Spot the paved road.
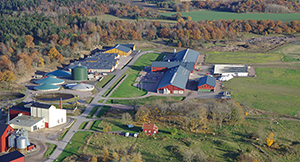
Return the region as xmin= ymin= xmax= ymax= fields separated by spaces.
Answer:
xmin=46 ymin=49 xmax=165 ymax=162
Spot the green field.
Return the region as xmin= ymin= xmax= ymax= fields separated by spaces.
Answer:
xmin=89 ymin=14 xmax=176 ymax=23
xmin=270 ymin=43 xmax=300 ymax=62
xmin=86 ymin=106 xmax=100 ymax=118
xmin=60 ymin=118 xmax=300 ymax=162
xmin=44 ymin=143 xmax=57 ymax=158
xmin=110 ymin=53 xmax=165 ymax=98
xmin=96 ymin=75 xmax=116 ymax=88
xmin=205 ymin=51 xmax=283 ymax=64
xmin=79 ymin=121 xmax=89 ymax=129
xmin=90 ymin=119 xmax=128 ymax=132
xmin=225 ymin=68 xmax=300 ymax=116
xmin=96 ymin=105 xmax=111 ymax=118
xmin=57 ymin=131 xmax=92 ymax=161
xmin=106 ymin=96 xmax=185 ymax=105
xmin=102 ymin=74 xmax=126 ymax=97
xmin=161 ymin=10 xmax=300 ymax=22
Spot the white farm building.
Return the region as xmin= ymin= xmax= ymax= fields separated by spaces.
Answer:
xmin=214 ymin=64 xmax=249 ymax=77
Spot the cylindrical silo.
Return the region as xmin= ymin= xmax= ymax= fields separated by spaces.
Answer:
xmin=16 ymin=136 xmax=27 ymax=150
xmin=71 ymin=66 xmax=87 ymax=80
xmin=8 ymin=134 xmax=16 ymax=148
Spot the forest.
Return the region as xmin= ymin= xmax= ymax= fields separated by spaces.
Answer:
xmin=1 ymin=0 xmax=300 ymax=84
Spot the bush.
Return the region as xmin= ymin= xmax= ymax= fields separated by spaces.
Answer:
xmin=170 ymin=128 xmax=178 ymax=136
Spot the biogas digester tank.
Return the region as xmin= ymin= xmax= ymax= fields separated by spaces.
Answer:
xmin=71 ymin=65 xmax=87 ymax=80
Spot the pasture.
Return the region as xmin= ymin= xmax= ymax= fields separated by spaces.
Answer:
xmin=270 ymin=43 xmax=300 ymax=62
xmin=225 ymin=68 xmax=300 ymax=116
xmin=161 ymin=10 xmax=300 ymax=22
xmin=58 ymin=117 xmax=300 ymax=162
xmin=205 ymin=51 xmax=282 ymax=64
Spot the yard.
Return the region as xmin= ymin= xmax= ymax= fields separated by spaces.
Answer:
xmin=225 ymin=68 xmax=300 ymax=116
xmin=58 ymin=117 xmax=300 ymax=162
xmin=205 ymin=51 xmax=282 ymax=64
xmin=109 ymin=53 xmax=165 ymax=98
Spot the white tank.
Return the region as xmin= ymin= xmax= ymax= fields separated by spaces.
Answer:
xmin=8 ymin=134 xmax=16 ymax=148
xmin=16 ymin=136 xmax=27 ymax=149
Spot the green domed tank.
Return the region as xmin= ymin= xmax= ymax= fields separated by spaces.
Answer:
xmin=71 ymin=65 xmax=87 ymax=80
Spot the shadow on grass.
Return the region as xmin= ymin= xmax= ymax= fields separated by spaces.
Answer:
xmin=216 ymin=147 xmax=240 ymax=162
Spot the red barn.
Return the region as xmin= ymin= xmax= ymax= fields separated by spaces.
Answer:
xmin=157 ymin=66 xmax=190 ymax=94
xmin=198 ymin=75 xmax=216 ymax=92
xmin=142 ymin=122 xmax=158 ymax=135
xmin=0 ymin=150 xmax=25 ymax=162
xmin=0 ymin=123 xmax=14 ymax=152
xmin=9 ymin=106 xmax=30 ymax=120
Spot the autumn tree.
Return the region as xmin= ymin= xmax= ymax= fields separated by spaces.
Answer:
xmin=48 ymin=46 xmax=64 ymax=62
xmin=38 ymin=57 xmax=45 ymax=68
xmin=147 ymin=30 xmax=155 ymax=39
xmin=122 ymin=113 xmax=133 ymax=125
xmin=244 ymin=23 xmax=252 ymax=32
xmin=102 ymin=147 xmax=109 ymax=162
xmin=135 ymin=106 xmax=150 ymax=121
xmin=0 ymin=55 xmax=15 ymax=71
xmin=25 ymin=35 xmax=35 ymax=48
xmin=91 ymin=156 xmax=97 ymax=162
xmin=266 ymin=132 xmax=275 ymax=147
xmin=2 ymin=70 xmax=16 ymax=83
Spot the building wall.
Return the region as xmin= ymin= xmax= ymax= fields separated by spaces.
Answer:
xmin=9 ymin=110 xmax=30 ymax=120
xmin=105 ymin=49 xmax=131 ymax=56
xmin=157 ymin=85 xmax=185 ymax=94
xmin=10 ymin=119 xmax=44 ymax=132
xmin=0 ymin=125 xmax=14 ymax=152
xmin=48 ymin=108 xmax=66 ymax=128
xmin=10 ymin=156 xmax=25 ymax=162
xmin=143 ymin=129 xmax=157 ymax=135
xmin=31 ymin=106 xmax=50 ymax=123
xmin=151 ymin=67 xmax=168 ymax=72
xmin=198 ymin=84 xmax=215 ymax=91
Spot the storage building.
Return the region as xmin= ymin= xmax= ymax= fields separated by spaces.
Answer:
xmin=33 ymin=83 xmax=60 ymax=91
xmin=142 ymin=122 xmax=158 ymax=135
xmin=8 ymin=114 xmax=45 ymax=132
xmin=157 ymin=66 xmax=190 ymax=94
xmin=214 ymin=64 xmax=248 ymax=76
xmin=0 ymin=150 xmax=24 ymax=162
xmin=173 ymin=48 xmax=199 ymax=64
xmin=0 ymin=123 xmax=14 ymax=152
xmin=35 ymin=77 xmax=65 ymax=85
xmin=198 ymin=75 xmax=216 ymax=92
xmin=120 ymin=44 xmax=136 ymax=50
xmin=104 ymin=44 xmax=132 ymax=57
xmin=45 ymin=70 xmax=71 ymax=78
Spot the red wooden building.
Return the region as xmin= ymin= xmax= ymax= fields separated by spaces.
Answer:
xmin=197 ymin=75 xmax=216 ymax=92
xmin=0 ymin=123 xmax=14 ymax=152
xmin=142 ymin=122 xmax=158 ymax=135
xmin=0 ymin=150 xmax=25 ymax=162
xmin=9 ymin=106 xmax=30 ymax=120
xmin=157 ymin=66 xmax=190 ymax=94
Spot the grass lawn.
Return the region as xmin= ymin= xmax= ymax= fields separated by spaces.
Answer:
xmin=44 ymin=143 xmax=57 ymax=158
xmin=96 ymin=105 xmax=111 ymax=118
xmin=98 ymin=99 xmax=104 ymax=103
xmin=225 ymin=68 xmax=300 ymax=116
xmin=102 ymin=74 xmax=126 ymax=97
xmin=79 ymin=121 xmax=89 ymax=129
xmin=205 ymin=51 xmax=283 ymax=64
xmin=160 ymin=10 xmax=300 ymax=22
xmin=66 ymin=118 xmax=300 ymax=162
xmin=270 ymin=43 xmax=300 ymax=62
xmin=86 ymin=106 xmax=100 ymax=118
xmin=90 ymin=119 xmax=130 ymax=132
xmin=110 ymin=53 xmax=165 ymax=98
xmin=96 ymin=75 xmax=116 ymax=88
xmin=57 ymin=131 xmax=92 ymax=162
xmin=106 ymin=96 xmax=186 ymax=105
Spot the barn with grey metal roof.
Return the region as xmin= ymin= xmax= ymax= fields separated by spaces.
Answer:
xmin=173 ymin=48 xmax=199 ymax=64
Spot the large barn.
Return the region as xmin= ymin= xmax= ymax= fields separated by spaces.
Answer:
xmin=0 ymin=123 xmax=14 ymax=152
xmin=9 ymin=102 xmax=66 ymax=131
xmin=104 ymin=44 xmax=132 ymax=57
xmin=198 ymin=75 xmax=216 ymax=92
xmin=157 ymin=66 xmax=190 ymax=94
xmin=68 ymin=52 xmax=119 ymax=73
xmin=153 ymin=48 xmax=200 ymax=94
xmin=214 ymin=64 xmax=248 ymax=76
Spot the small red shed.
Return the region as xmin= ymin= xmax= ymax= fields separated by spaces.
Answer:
xmin=0 ymin=123 xmax=14 ymax=152
xmin=142 ymin=122 xmax=158 ymax=135
xmin=198 ymin=75 xmax=216 ymax=92
xmin=0 ymin=150 xmax=25 ymax=162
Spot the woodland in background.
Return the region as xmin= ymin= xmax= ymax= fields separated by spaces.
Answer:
xmin=1 ymin=0 xmax=300 ymax=84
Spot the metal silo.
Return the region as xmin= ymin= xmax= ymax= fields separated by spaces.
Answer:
xmin=16 ymin=136 xmax=27 ymax=150
xmin=71 ymin=65 xmax=87 ymax=80
xmin=8 ymin=134 xmax=16 ymax=148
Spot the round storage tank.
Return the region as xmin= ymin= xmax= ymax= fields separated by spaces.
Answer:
xmin=8 ymin=134 xmax=16 ymax=148
xmin=16 ymin=136 xmax=27 ymax=149
xmin=71 ymin=66 xmax=87 ymax=80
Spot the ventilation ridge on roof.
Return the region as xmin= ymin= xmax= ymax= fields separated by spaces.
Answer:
xmin=182 ymin=49 xmax=189 ymax=61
